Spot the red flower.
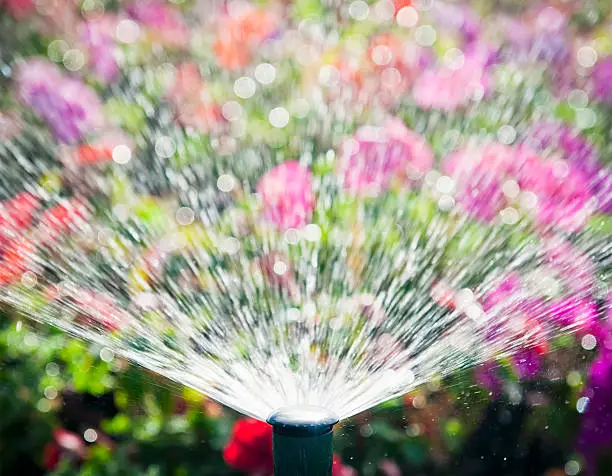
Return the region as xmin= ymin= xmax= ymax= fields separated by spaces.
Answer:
xmin=223 ymin=418 xmax=273 ymax=474
xmin=0 ymin=192 xmax=39 ymax=238
xmin=1 ymin=0 xmax=35 ymax=19
xmin=43 ymin=442 xmax=60 ymax=471
xmin=38 ymin=199 xmax=89 ymax=243
xmin=0 ymin=237 xmax=34 ymax=285
xmin=43 ymin=428 xmax=86 ymax=471
xmin=73 ymin=144 xmax=114 ymax=165
xmin=223 ymin=418 xmax=355 ymax=476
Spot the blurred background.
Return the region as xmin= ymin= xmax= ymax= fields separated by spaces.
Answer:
xmin=1 ymin=0 xmax=612 ymax=474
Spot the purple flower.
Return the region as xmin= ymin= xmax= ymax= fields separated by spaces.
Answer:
xmin=412 ymin=56 xmax=489 ymax=112
xmin=512 ymin=347 xmax=542 ymax=380
xmin=525 ymin=123 xmax=611 ymax=214
xmin=578 ymin=345 xmax=612 ymax=474
xmin=591 ymin=56 xmax=612 ymax=104
xmin=15 ymin=59 xmax=105 ymax=143
xmin=474 ymin=362 xmax=503 ymax=398
xmin=80 ymin=16 xmax=120 ymax=84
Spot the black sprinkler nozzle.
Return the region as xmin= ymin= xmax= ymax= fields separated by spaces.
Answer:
xmin=267 ymin=405 xmax=339 ymax=476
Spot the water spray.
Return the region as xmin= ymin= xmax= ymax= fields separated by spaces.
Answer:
xmin=268 ymin=405 xmax=339 ymax=476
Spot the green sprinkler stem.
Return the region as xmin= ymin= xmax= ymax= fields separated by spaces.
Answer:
xmin=267 ymin=405 xmax=339 ymax=476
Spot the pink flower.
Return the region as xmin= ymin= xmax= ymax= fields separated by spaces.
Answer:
xmin=15 ymin=59 xmax=105 ymax=143
xmin=214 ymin=7 xmax=277 ymax=70
xmin=0 ymin=111 xmax=23 ymax=140
xmin=378 ymin=459 xmax=402 ymax=476
xmin=257 ymin=161 xmax=315 ymax=230
xmin=339 ymin=118 xmax=433 ymax=195
xmin=444 ymin=142 xmax=593 ymax=228
xmin=515 ymin=156 xmax=593 ymax=232
xmin=80 ymin=15 xmax=120 ymax=84
xmin=1 ymin=0 xmax=35 ymax=19
xmin=413 ymin=57 xmax=488 ymax=111
xmin=167 ymin=63 xmax=223 ymax=133
xmin=126 ymin=0 xmax=189 ymax=48
xmin=332 ymin=455 xmax=357 ymax=476
xmin=544 ymin=239 xmax=595 ymax=296
xmin=442 ymin=143 xmax=525 ymax=220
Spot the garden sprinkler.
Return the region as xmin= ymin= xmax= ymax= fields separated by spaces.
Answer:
xmin=267 ymin=405 xmax=339 ymax=476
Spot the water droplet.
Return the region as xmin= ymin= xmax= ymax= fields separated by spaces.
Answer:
xmin=116 ymin=19 xmax=141 ymax=44
xmin=176 ymin=207 xmax=195 ymax=226
xmin=372 ymin=45 xmax=393 ymax=66
xmin=84 ymin=428 xmax=98 ymax=442
xmin=436 ymin=176 xmax=455 ymax=194
xmin=577 ymin=46 xmax=597 ymax=68
xmin=415 ymin=25 xmax=437 ymax=46
xmin=48 ymin=40 xmax=68 ymax=62
xmin=575 ymin=108 xmax=597 ymax=130
xmin=273 ymin=260 xmax=288 ymax=276
xmin=222 ymin=101 xmax=243 ymax=122
xmin=37 ymin=398 xmax=52 ymax=413
xmin=112 ymin=145 xmax=132 ymax=164
xmin=254 ymin=63 xmax=276 ymax=85
xmin=269 ymin=107 xmax=290 ymax=128
xmin=581 ymin=334 xmax=597 ymax=350
xmin=46 ymin=362 xmax=60 ymax=376
xmin=497 ymin=125 xmax=517 ymax=145
xmin=444 ymin=48 xmax=465 ymax=70
xmin=100 ymin=347 xmax=114 ymax=362
xmin=21 ymin=271 xmax=37 ymax=288
xmin=500 ymin=207 xmax=519 ymax=225
xmin=374 ymin=1 xmax=394 ymax=22
xmin=438 ymin=195 xmax=455 ymax=211
xmin=502 ymin=180 xmax=520 ymax=199
xmin=396 ymin=6 xmax=418 ymax=28
xmin=564 ymin=460 xmax=580 ymax=475
xmin=349 ymin=0 xmax=370 ymax=21
xmin=568 ymin=89 xmax=588 ymax=109
xmin=567 ymin=371 xmax=582 ymax=387
xmin=303 ymin=224 xmax=322 ymax=242
xmin=220 ymin=237 xmax=240 ymax=254
xmin=217 ymin=174 xmax=236 ymax=192
xmin=155 ymin=137 xmax=176 ymax=158
xmin=63 ymin=49 xmax=85 ymax=71
xmin=576 ymin=396 xmax=590 ymax=413
xmin=234 ymin=77 xmax=256 ymax=99
xmin=44 ymin=386 xmax=58 ymax=399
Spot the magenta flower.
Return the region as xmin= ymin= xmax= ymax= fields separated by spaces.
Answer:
xmin=444 ymin=141 xmax=594 ymax=228
xmin=339 ymin=118 xmax=434 ymax=195
xmin=257 ymin=161 xmax=315 ymax=230
xmin=526 ymin=122 xmax=611 ymax=214
xmin=442 ymin=143 xmax=524 ymax=221
xmin=15 ymin=59 xmax=105 ymax=143
xmin=412 ymin=57 xmax=488 ymax=111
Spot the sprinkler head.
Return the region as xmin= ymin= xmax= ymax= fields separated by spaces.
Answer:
xmin=267 ymin=405 xmax=339 ymax=476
